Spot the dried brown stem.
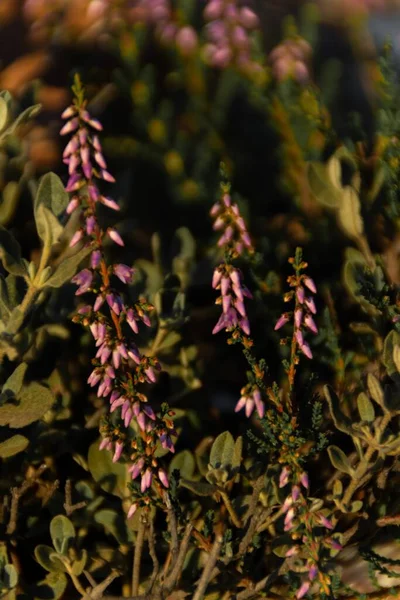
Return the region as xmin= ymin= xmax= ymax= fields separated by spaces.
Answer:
xmin=64 ymin=479 xmax=87 ymax=516
xmin=132 ymin=516 xmax=147 ymax=595
xmin=163 ymin=522 xmax=193 ymax=592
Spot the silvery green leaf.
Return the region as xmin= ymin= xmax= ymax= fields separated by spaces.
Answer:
xmin=324 ymin=385 xmax=352 ymax=435
xmin=34 ymin=545 xmax=67 ymax=573
xmin=0 ymin=226 xmax=27 ymax=276
xmin=169 ymin=450 xmax=196 ymax=479
xmin=209 ymin=431 xmax=235 ymax=469
xmin=383 ymin=330 xmax=400 ymax=377
xmin=35 ymin=203 xmax=63 ymax=247
xmin=0 ymin=382 xmax=54 ymax=428
xmin=50 ymin=515 xmax=75 ymax=556
xmin=0 ymin=181 xmax=20 ymax=226
xmin=0 ymin=96 xmax=9 ymax=132
xmin=3 ymin=563 xmax=18 ymax=589
xmin=308 ymin=162 xmax=342 ymax=208
xmin=35 ymin=173 xmax=69 ymax=217
xmin=45 ymin=246 xmax=91 ymax=288
xmin=327 ymin=445 xmax=354 ymax=477
xmin=367 ymin=374 xmax=384 ymax=408
xmin=357 ymin=392 xmax=375 ymax=422
xmin=337 ymin=186 xmax=363 ymax=241
xmin=0 ymin=434 xmax=29 ymax=458
xmin=3 ymin=362 xmax=28 ymax=394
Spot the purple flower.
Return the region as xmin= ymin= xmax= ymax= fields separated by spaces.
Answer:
xmin=300 ymin=342 xmax=313 ymax=360
xmin=100 ymin=196 xmax=120 ymax=211
xmin=72 ymin=269 xmax=93 ymax=295
xmin=296 ymin=286 xmax=305 ymax=304
xmin=300 ymin=471 xmax=309 ymax=489
xmin=304 ymin=277 xmax=317 ymax=294
xmin=318 ymin=514 xmax=334 ymax=530
xmin=141 ymin=468 xmax=153 ymax=492
xmin=91 ymin=250 xmax=101 ymax=269
xmin=114 ymin=264 xmax=135 ymax=284
xmin=66 ymin=196 xmax=80 ymax=214
xmin=127 ymin=503 xmax=138 ymax=519
xmin=60 ymin=118 xmax=79 ymax=135
xmin=304 ymin=314 xmax=318 ymax=334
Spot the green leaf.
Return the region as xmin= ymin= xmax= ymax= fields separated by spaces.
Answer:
xmin=0 ymin=97 xmax=9 ymax=132
xmin=35 ymin=203 xmax=63 ymax=248
xmin=0 ymin=434 xmax=29 ymax=458
xmin=232 ymin=436 xmax=243 ymax=470
xmin=169 ymin=450 xmax=196 ymax=479
xmin=327 ymin=445 xmax=354 ymax=477
xmin=367 ymin=374 xmax=384 ymax=408
xmin=383 ymin=330 xmax=400 ymax=377
xmin=324 ymin=385 xmax=352 ymax=435
xmin=333 ymin=479 xmax=343 ymax=497
xmin=70 ymin=550 xmax=87 ymax=576
xmin=50 ymin=515 xmax=75 ymax=555
xmin=209 ymin=431 xmax=235 ymax=469
xmin=308 ymin=162 xmax=342 ymax=208
xmin=3 ymin=362 xmax=28 ymax=394
xmin=94 ymin=509 xmax=133 ymax=545
xmin=0 ymin=181 xmax=20 ymax=227
xmin=34 ymin=545 xmax=67 ymax=573
xmin=35 ymin=173 xmax=69 ymax=217
xmin=336 ymin=186 xmax=363 ymax=241
xmin=87 ymin=439 xmax=128 ymax=499
xmin=45 ymin=246 xmax=91 ymax=288
xmin=357 ymin=392 xmax=375 ymax=422
xmin=180 ymin=479 xmax=218 ymax=496
xmin=349 ymin=500 xmax=363 ymax=513
xmin=0 ymin=382 xmax=54 ymax=428
xmin=33 ymin=571 xmax=67 ymax=600
xmin=3 ymin=563 xmax=18 ymax=589
xmin=9 ymin=104 xmax=41 ymax=134
xmin=0 ymin=226 xmax=27 ymax=276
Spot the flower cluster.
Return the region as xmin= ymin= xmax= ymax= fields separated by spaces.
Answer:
xmin=269 ymin=37 xmax=312 ymax=85
xmin=234 ymin=383 xmax=264 ymax=418
xmin=203 ymin=0 xmax=261 ymax=74
xmin=275 ymin=253 xmax=317 ymax=360
xmin=62 ymin=77 xmax=175 ymax=515
xmin=210 ymin=186 xmax=253 ymax=337
xmin=279 ymin=467 xmax=339 ymax=599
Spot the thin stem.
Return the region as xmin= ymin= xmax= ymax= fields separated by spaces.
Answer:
xmin=146 ymin=518 xmax=159 ymax=593
xmin=132 ymin=516 xmax=146 ymax=595
xmin=192 ymin=536 xmax=223 ymax=600
xmin=220 ymin=491 xmax=242 ymax=528
xmin=163 ymin=522 xmax=193 ymax=592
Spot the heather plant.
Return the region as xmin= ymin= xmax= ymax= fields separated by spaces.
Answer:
xmin=3 ymin=3 xmax=400 ymax=600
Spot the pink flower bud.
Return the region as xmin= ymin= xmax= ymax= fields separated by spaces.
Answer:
xmin=127 ymin=503 xmax=138 ymax=518
xmin=239 ymin=7 xmax=259 ymax=29
xmin=69 ymin=229 xmax=83 ymax=247
xmin=60 ymin=118 xmax=79 ymax=135
xmin=158 ymin=468 xmax=169 ymax=488
xmin=112 ymin=441 xmax=124 ymax=463
xmin=108 ymin=228 xmax=125 ymax=246
xmin=275 ymin=313 xmax=289 ymax=331
xmin=176 ymin=26 xmax=198 ymax=55
xmin=296 ymin=581 xmax=311 ymax=599
xmin=304 ymin=314 xmax=318 ymax=334
xmin=304 ymin=277 xmax=316 ymax=293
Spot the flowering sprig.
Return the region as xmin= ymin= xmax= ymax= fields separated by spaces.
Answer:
xmin=279 ymin=467 xmax=338 ymax=599
xmin=203 ymin=0 xmax=261 ymax=74
xmin=275 ymin=248 xmax=317 ymax=411
xmin=62 ymin=76 xmax=175 ymax=516
xmin=210 ymin=167 xmax=266 ymax=419
xmin=269 ymin=37 xmax=312 ymax=84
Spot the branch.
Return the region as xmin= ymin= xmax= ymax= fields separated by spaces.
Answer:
xmin=132 ymin=515 xmax=147 ymax=595
xmin=163 ymin=522 xmax=193 ymax=592
xmin=192 ymin=535 xmax=223 ymax=600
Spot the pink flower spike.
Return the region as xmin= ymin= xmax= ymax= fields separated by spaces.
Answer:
xmin=275 ymin=313 xmax=289 ymax=331
xmin=304 ymin=277 xmax=317 ymax=294
xmin=296 ymin=581 xmax=311 ymax=599
xmin=108 ymin=228 xmax=125 ymax=246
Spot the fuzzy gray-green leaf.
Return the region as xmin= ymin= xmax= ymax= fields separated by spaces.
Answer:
xmin=45 ymin=246 xmax=91 ymax=288
xmin=357 ymin=392 xmax=375 ymax=422
xmin=327 ymin=445 xmax=354 ymax=477
xmin=0 ymin=226 xmax=27 ymax=276
xmin=324 ymin=385 xmax=353 ymax=435
xmin=209 ymin=431 xmax=235 ymax=469
xmin=0 ymin=382 xmax=54 ymax=428
xmin=50 ymin=515 xmax=75 ymax=555
xmin=0 ymin=434 xmax=29 ymax=458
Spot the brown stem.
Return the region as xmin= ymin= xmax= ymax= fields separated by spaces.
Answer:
xmin=192 ymin=536 xmax=223 ymax=600
xmin=132 ymin=515 xmax=147 ymax=595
